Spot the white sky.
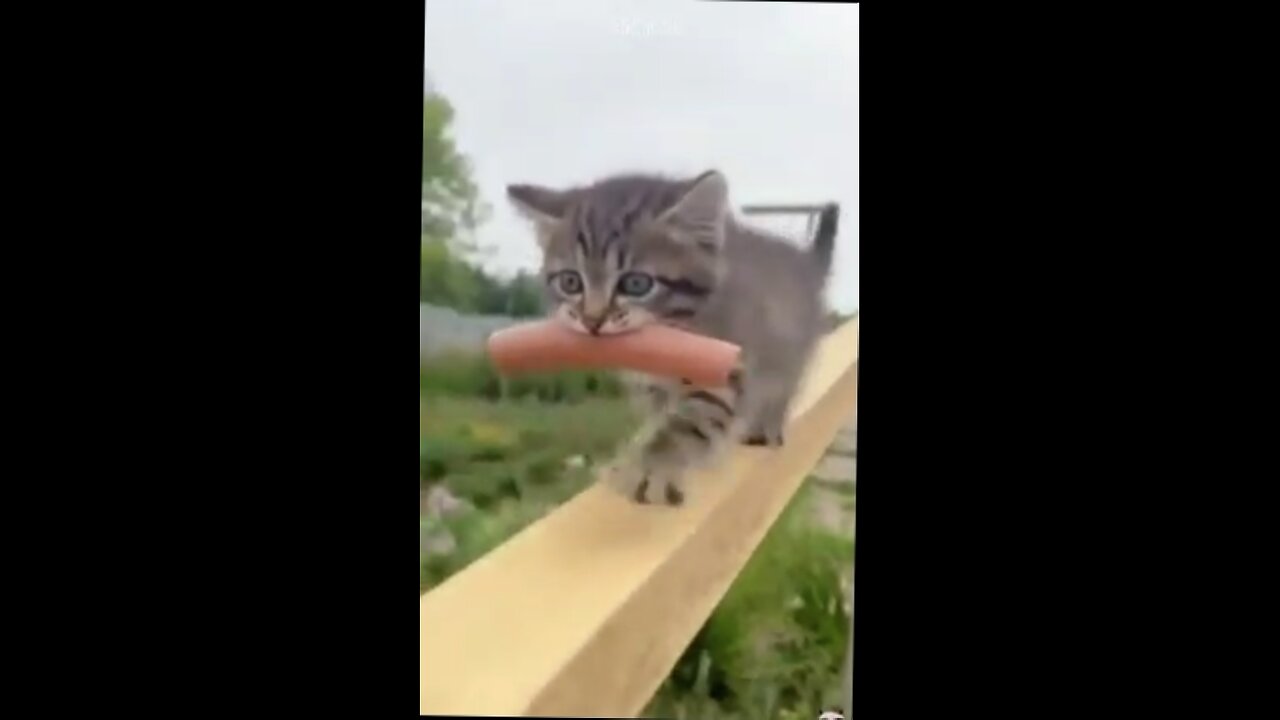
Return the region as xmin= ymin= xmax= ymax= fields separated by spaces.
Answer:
xmin=424 ymin=0 xmax=859 ymax=311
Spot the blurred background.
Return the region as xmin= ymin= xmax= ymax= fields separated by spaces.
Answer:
xmin=421 ymin=2 xmax=857 ymax=717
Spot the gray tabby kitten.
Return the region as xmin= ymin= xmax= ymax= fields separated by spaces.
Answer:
xmin=507 ymin=170 xmax=838 ymax=505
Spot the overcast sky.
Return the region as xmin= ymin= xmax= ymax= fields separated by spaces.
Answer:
xmin=424 ymin=0 xmax=859 ymax=311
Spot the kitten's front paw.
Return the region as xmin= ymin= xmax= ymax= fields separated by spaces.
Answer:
xmin=599 ymin=458 xmax=648 ymax=502
xmin=599 ymin=460 xmax=684 ymax=506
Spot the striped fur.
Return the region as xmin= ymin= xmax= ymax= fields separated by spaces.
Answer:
xmin=508 ymin=171 xmax=838 ymax=505
xmin=605 ymin=369 xmax=744 ymax=505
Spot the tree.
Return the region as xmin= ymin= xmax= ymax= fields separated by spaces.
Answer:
xmin=422 ymin=90 xmax=489 ymax=252
xmin=421 ymin=236 xmax=481 ymax=310
xmin=504 ymin=271 xmax=545 ymax=317
xmin=421 ymin=85 xmax=497 ymax=307
xmin=419 ymin=85 xmax=543 ymax=315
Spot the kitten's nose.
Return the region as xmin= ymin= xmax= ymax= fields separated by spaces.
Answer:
xmin=582 ymin=313 xmax=607 ymax=335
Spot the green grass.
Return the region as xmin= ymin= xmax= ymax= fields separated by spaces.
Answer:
xmin=419 ymin=358 xmax=855 ymax=718
xmin=420 ymin=395 xmax=639 ymax=593
xmin=811 ymin=478 xmax=857 ymax=497
xmin=644 ymin=483 xmax=855 ymax=720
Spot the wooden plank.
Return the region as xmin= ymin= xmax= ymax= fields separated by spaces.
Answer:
xmin=420 ymin=317 xmax=860 ymax=717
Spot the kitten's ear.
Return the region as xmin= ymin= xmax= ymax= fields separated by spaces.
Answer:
xmin=507 ymin=183 xmax=571 ymax=250
xmin=507 ymin=184 xmax=572 ymax=224
xmin=658 ymin=171 xmax=729 ymax=245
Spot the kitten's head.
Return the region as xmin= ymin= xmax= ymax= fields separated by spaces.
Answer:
xmin=506 ymin=171 xmax=729 ymax=335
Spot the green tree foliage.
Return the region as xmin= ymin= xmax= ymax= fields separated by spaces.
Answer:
xmin=423 ymin=92 xmax=489 ymax=250
xmin=421 ymin=236 xmax=544 ymax=317
xmin=498 ymin=271 xmax=544 ymax=317
xmin=421 ymin=236 xmax=480 ymax=309
xmin=420 ymin=86 xmax=542 ymax=316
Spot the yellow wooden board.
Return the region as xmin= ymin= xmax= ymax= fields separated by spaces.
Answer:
xmin=421 ymin=317 xmax=859 ymax=717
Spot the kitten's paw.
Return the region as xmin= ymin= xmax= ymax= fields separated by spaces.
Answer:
xmin=599 ymin=460 xmax=685 ymax=506
xmin=599 ymin=458 xmax=644 ymax=498
xmin=663 ymin=481 xmax=685 ymax=506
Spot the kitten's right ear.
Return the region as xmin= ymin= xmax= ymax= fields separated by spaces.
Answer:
xmin=507 ymin=184 xmax=571 ymax=250
xmin=507 ymin=184 xmax=572 ymax=224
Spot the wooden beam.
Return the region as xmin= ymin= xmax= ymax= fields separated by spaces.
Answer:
xmin=420 ymin=318 xmax=860 ymax=717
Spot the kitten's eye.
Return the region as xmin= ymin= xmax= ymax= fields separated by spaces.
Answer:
xmin=556 ymin=271 xmax=584 ymax=295
xmin=617 ymin=272 xmax=655 ymax=297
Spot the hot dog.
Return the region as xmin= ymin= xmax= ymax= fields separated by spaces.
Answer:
xmin=486 ymin=320 xmax=741 ymax=387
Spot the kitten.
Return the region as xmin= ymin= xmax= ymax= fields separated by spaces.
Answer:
xmin=507 ymin=170 xmax=838 ymax=505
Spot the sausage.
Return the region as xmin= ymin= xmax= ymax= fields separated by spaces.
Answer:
xmin=486 ymin=320 xmax=742 ymax=387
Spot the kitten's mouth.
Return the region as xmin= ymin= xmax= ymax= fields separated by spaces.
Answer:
xmin=560 ymin=318 xmax=641 ymax=337
xmin=577 ymin=324 xmax=640 ymax=337
xmin=561 ymin=310 xmax=642 ymax=337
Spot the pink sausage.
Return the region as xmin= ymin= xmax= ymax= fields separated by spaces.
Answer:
xmin=486 ymin=320 xmax=741 ymax=387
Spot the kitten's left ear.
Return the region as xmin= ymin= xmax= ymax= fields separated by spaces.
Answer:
xmin=659 ymin=170 xmax=729 ymax=244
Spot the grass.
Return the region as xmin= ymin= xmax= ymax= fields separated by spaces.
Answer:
xmin=420 ymin=350 xmax=855 ymax=718
xmin=643 ymin=483 xmax=854 ymax=720
xmin=812 ymin=477 xmax=857 ymax=497
xmin=420 ymin=393 xmax=639 ymax=593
